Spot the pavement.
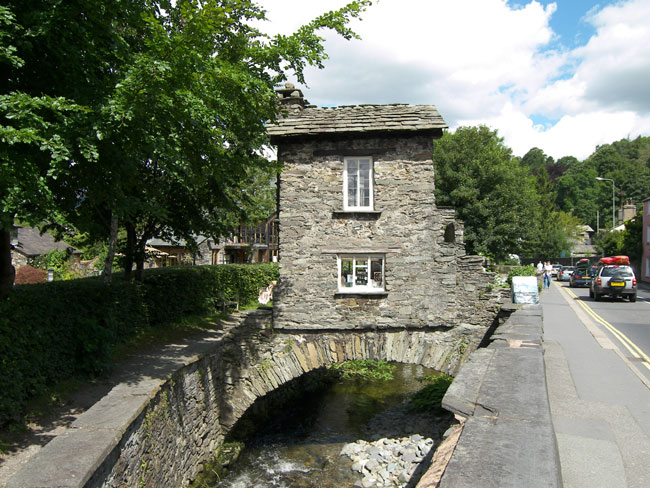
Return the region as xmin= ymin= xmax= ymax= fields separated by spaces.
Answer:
xmin=542 ymin=281 xmax=650 ymax=488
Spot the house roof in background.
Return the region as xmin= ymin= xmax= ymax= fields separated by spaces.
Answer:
xmin=13 ymin=227 xmax=81 ymax=257
xmin=268 ymin=104 xmax=447 ymax=141
xmin=146 ymin=236 xmax=210 ymax=248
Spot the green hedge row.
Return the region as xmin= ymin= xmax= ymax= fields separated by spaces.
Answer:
xmin=0 ymin=263 xmax=278 ymax=426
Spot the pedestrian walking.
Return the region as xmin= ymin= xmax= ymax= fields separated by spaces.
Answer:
xmin=543 ymin=261 xmax=552 ymax=288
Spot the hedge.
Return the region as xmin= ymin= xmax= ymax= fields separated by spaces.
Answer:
xmin=0 ymin=263 xmax=278 ymax=426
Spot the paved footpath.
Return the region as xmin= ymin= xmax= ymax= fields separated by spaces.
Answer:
xmin=542 ymin=281 xmax=650 ymax=488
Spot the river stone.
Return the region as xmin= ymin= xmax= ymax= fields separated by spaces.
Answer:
xmin=365 ymin=458 xmax=380 ymax=472
xmin=352 ymin=460 xmax=366 ymax=473
xmin=362 ymin=475 xmax=378 ymax=488
xmin=398 ymin=471 xmax=411 ymax=483
xmin=402 ymin=448 xmax=418 ymax=463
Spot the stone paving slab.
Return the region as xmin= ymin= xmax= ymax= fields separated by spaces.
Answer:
xmin=5 ymin=428 xmax=121 ymax=488
xmin=71 ymin=394 xmax=151 ymax=432
xmin=441 ymin=349 xmax=494 ymax=418
xmin=475 ymin=347 xmax=551 ymax=422
xmin=440 ymin=416 xmax=559 ymax=488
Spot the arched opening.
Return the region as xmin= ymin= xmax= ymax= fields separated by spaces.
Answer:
xmin=444 ymin=223 xmax=456 ymax=243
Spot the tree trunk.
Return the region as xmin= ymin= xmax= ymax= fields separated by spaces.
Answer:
xmin=135 ymin=237 xmax=146 ymax=282
xmin=103 ymin=213 xmax=118 ymax=284
xmin=123 ymin=222 xmax=136 ymax=281
xmin=0 ymin=228 xmax=16 ymax=300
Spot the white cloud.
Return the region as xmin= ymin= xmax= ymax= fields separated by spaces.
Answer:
xmin=460 ymin=104 xmax=650 ymax=159
xmin=256 ymin=0 xmax=650 ymax=160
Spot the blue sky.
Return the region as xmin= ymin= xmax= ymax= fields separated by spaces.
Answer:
xmin=258 ymin=0 xmax=650 ymax=160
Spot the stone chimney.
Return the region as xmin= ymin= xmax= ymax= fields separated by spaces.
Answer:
xmin=620 ymin=200 xmax=637 ymax=223
xmin=275 ymin=82 xmax=311 ymax=111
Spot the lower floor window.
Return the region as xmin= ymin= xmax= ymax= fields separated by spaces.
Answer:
xmin=338 ymin=255 xmax=385 ymax=292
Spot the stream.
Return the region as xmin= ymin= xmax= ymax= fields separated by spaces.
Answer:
xmin=215 ymin=363 xmax=453 ymax=488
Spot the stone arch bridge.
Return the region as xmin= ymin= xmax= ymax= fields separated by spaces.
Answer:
xmin=7 ymin=306 xmax=506 ymax=488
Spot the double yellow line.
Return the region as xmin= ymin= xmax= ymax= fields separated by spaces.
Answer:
xmin=563 ymin=287 xmax=650 ymax=372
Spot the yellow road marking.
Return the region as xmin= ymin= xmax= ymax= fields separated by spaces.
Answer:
xmin=561 ymin=286 xmax=650 ymax=372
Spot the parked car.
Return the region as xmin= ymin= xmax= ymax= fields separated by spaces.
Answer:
xmin=557 ymin=266 xmax=575 ymax=282
xmin=551 ymin=264 xmax=562 ymax=278
xmin=570 ymin=259 xmax=592 ymax=287
xmin=590 ymin=263 xmax=637 ymax=302
xmin=569 ymin=267 xmax=591 ymax=287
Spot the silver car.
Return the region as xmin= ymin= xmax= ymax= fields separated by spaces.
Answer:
xmin=557 ymin=266 xmax=575 ymax=282
xmin=589 ymin=265 xmax=637 ymax=302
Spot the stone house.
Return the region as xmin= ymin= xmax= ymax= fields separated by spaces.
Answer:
xmin=267 ymin=85 xmax=497 ymax=331
xmin=10 ymin=226 xmax=82 ymax=270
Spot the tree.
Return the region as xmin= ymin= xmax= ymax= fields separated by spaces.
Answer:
xmin=434 ymin=126 xmax=541 ymax=261
xmin=1 ymin=0 xmax=373 ymax=291
xmin=596 ymin=211 xmax=643 ymax=264
xmin=1 ymin=4 xmax=91 ymax=297
xmin=519 ymin=147 xmax=580 ymax=259
xmin=555 ymin=160 xmax=600 ymax=229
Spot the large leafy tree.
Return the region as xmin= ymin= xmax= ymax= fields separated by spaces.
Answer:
xmin=1 ymin=0 xmax=372 ymax=292
xmin=433 ymin=126 xmax=541 ymax=261
xmin=520 ymin=147 xmax=581 ymax=259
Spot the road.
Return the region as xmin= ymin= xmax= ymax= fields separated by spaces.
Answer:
xmin=556 ymin=280 xmax=650 ymax=384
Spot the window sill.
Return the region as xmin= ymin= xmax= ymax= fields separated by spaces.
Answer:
xmin=334 ymin=291 xmax=388 ymax=298
xmin=332 ymin=210 xmax=382 ymax=219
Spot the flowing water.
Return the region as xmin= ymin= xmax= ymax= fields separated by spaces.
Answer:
xmin=215 ymin=363 xmax=450 ymax=488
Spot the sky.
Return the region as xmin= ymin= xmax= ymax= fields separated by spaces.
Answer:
xmin=256 ymin=0 xmax=650 ymax=160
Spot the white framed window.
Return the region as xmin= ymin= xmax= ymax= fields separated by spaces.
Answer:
xmin=337 ymin=254 xmax=385 ymax=293
xmin=343 ymin=157 xmax=373 ymax=210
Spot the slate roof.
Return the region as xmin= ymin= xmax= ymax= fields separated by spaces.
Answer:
xmin=267 ymin=104 xmax=447 ymax=141
xmin=13 ymin=227 xmax=82 ymax=257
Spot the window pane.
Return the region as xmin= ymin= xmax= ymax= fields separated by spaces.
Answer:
xmin=354 ymin=258 xmax=368 ymax=286
xmin=341 ymin=259 xmax=353 ymax=287
xmin=347 ymin=160 xmax=358 ymax=207
xmin=359 ymin=160 xmax=370 ymax=207
xmin=371 ymin=259 xmax=383 ymax=287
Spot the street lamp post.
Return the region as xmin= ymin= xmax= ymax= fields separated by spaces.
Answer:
xmin=595 ymin=177 xmax=615 ymax=230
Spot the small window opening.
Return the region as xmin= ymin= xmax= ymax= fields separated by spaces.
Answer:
xmin=444 ymin=223 xmax=456 ymax=243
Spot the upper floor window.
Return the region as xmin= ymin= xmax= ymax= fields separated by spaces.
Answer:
xmin=344 ymin=157 xmax=373 ymax=210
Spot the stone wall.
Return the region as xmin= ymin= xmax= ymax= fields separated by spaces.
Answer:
xmin=10 ymin=250 xmax=27 ymax=270
xmin=274 ymin=133 xmax=499 ymax=330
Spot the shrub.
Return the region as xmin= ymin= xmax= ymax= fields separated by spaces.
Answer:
xmin=0 ymin=263 xmax=278 ymax=426
xmin=14 ymin=265 xmax=47 ymax=284
xmin=330 ymin=360 xmax=396 ymax=381
xmin=409 ymin=374 xmax=453 ymax=413
xmin=506 ymin=265 xmax=537 ymax=286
